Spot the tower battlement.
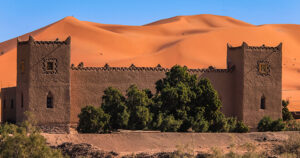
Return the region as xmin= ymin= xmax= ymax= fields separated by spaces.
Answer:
xmin=227 ymin=42 xmax=282 ymax=51
xmin=17 ymin=36 xmax=71 ymax=45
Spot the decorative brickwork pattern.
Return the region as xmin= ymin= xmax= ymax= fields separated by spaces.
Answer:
xmin=42 ymin=58 xmax=58 ymax=74
xmin=257 ymin=60 xmax=271 ymax=76
xmin=70 ymin=63 xmax=235 ymax=73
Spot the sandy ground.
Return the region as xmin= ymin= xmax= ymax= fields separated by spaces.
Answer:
xmin=42 ymin=131 xmax=299 ymax=156
xmin=0 ymin=14 xmax=299 ymax=110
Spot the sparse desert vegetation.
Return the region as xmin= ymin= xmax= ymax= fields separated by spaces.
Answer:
xmin=0 ymin=122 xmax=66 ymax=158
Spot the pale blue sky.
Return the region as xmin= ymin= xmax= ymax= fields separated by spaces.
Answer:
xmin=1 ymin=0 xmax=300 ymax=42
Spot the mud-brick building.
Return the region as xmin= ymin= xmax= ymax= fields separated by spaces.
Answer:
xmin=0 ymin=36 xmax=282 ymax=132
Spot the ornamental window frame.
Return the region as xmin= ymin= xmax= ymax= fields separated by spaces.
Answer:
xmin=42 ymin=58 xmax=58 ymax=74
xmin=257 ymin=60 xmax=270 ymax=76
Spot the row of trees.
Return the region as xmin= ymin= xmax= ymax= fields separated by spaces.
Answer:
xmin=77 ymin=65 xmax=249 ymax=133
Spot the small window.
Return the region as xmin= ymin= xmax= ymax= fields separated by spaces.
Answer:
xmin=257 ymin=61 xmax=270 ymax=76
xmin=259 ymin=63 xmax=268 ymax=74
xmin=47 ymin=62 xmax=54 ymax=70
xmin=20 ymin=61 xmax=25 ymax=73
xmin=21 ymin=93 xmax=24 ymax=108
xmin=43 ymin=58 xmax=57 ymax=74
xmin=260 ymin=96 xmax=266 ymax=109
xmin=3 ymin=100 xmax=6 ymax=109
xmin=10 ymin=99 xmax=14 ymax=109
xmin=47 ymin=92 xmax=53 ymax=108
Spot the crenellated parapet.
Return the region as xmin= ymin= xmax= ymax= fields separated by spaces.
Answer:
xmin=17 ymin=36 xmax=71 ymax=45
xmin=70 ymin=63 xmax=235 ymax=73
xmin=227 ymin=42 xmax=282 ymax=52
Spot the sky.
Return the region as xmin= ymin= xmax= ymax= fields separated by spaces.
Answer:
xmin=0 ymin=0 xmax=300 ymax=42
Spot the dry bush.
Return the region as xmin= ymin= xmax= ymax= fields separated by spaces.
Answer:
xmin=208 ymin=143 xmax=264 ymax=158
xmin=170 ymin=144 xmax=195 ymax=158
xmin=278 ymin=133 xmax=300 ymax=157
xmin=285 ymin=120 xmax=300 ymax=131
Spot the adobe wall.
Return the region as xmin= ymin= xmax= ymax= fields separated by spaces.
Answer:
xmin=0 ymin=94 xmax=3 ymax=123
xmin=226 ymin=46 xmax=245 ymax=120
xmin=1 ymin=87 xmax=16 ymax=123
xmin=200 ymin=72 xmax=234 ymax=116
xmin=242 ymin=45 xmax=282 ymax=128
xmin=16 ymin=42 xmax=30 ymax=123
xmin=17 ymin=37 xmax=71 ymax=125
xmin=70 ymin=65 xmax=234 ymax=123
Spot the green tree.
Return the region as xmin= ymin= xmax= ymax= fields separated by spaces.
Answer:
xmin=159 ymin=115 xmax=183 ymax=132
xmin=155 ymin=66 xmax=197 ymax=131
xmin=102 ymin=87 xmax=129 ymax=130
xmin=95 ymin=65 xmax=249 ymax=133
xmin=155 ymin=65 xmax=231 ymax=132
xmin=77 ymin=106 xmax=110 ymax=133
xmin=126 ymin=85 xmax=153 ymax=130
xmin=0 ymin=122 xmax=66 ymax=158
xmin=282 ymin=100 xmax=294 ymax=121
xmin=194 ymin=78 xmax=223 ymax=122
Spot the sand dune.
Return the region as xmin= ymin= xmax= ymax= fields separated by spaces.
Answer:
xmin=0 ymin=14 xmax=299 ymax=111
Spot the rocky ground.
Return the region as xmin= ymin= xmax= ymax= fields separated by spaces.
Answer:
xmin=44 ymin=131 xmax=300 ymax=158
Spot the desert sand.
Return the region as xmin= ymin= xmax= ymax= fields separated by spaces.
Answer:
xmin=0 ymin=14 xmax=299 ymax=111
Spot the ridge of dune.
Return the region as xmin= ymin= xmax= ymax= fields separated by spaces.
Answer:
xmin=145 ymin=14 xmax=254 ymax=28
xmin=0 ymin=14 xmax=299 ymax=111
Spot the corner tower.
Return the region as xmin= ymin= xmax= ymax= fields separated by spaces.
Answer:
xmin=16 ymin=36 xmax=71 ymax=128
xmin=227 ymin=42 xmax=282 ymax=128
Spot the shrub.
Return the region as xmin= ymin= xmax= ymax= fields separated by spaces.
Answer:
xmin=102 ymin=87 xmax=129 ymax=130
xmin=226 ymin=117 xmax=249 ymax=133
xmin=257 ymin=116 xmax=273 ymax=132
xmin=0 ymin=122 xmax=66 ymax=158
xmin=227 ymin=117 xmax=237 ymax=132
xmin=77 ymin=106 xmax=110 ymax=133
xmin=257 ymin=116 xmax=286 ymax=132
xmin=271 ymin=118 xmax=285 ymax=131
xmin=285 ymin=120 xmax=300 ymax=131
xmin=233 ymin=120 xmax=249 ymax=133
xmin=209 ymin=113 xmax=229 ymax=132
xmin=278 ymin=133 xmax=300 ymax=157
xmin=171 ymin=144 xmax=194 ymax=158
xmin=282 ymin=100 xmax=294 ymax=121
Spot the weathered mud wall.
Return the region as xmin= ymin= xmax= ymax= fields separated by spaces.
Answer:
xmin=70 ymin=66 xmax=234 ymax=123
xmin=1 ymin=87 xmax=16 ymax=122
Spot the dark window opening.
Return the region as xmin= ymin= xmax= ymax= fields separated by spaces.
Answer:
xmin=3 ymin=100 xmax=6 ymax=109
xmin=47 ymin=92 xmax=53 ymax=108
xmin=260 ymin=96 xmax=266 ymax=109
xmin=20 ymin=61 xmax=25 ymax=73
xmin=21 ymin=93 xmax=24 ymax=108
xmin=47 ymin=62 xmax=54 ymax=71
xmin=10 ymin=99 xmax=14 ymax=109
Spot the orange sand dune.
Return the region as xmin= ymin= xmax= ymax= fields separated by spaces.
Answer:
xmin=0 ymin=14 xmax=299 ymax=111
